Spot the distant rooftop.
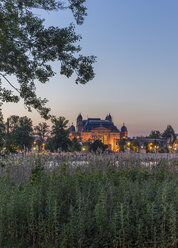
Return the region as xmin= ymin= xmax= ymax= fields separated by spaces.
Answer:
xmin=82 ymin=119 xmax=119 ymax=132
xmin=87 ymin=120 xmax=110 ymax=123
xmin=88 ymin=118 xmax=101 ymax=121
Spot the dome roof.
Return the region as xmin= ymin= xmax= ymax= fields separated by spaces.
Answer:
xmin=121 ymin=124 xmax=127 ymax=132
xmin=68 ymin=124 xmax=75 ymax=132
xmin=105 ymin=113 xmax=112 ymax=122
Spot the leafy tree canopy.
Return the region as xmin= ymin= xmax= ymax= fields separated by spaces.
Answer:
xmin=34 ymin=122 xmax=49 ymax=142
xmin=69 ymin=137 xmax=81 ymax=152
xmin=149 ymin=130 xmax=161 ymax=139
xmin=89 ymin=139 xmax=108 ymax=153
xmin=0 ymin=109 xmax=5 ymax=149
xmin=46 ymin=116 xmax=70 ymax=151
xmin=6 ymin=115 xmax=33 ymax=150
xmin=0 ymin=0 xmax=96 ymax=118
xmin=162 ymin=125 xmax=176 ymax=145
xmin=131 ymin=139 xmax=140 ymax=152
xmin=118 ymin=138 xmax=126 ymax=152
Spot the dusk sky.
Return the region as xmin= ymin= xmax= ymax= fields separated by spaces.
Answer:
xmin=2 ymin=0 xmax=178 ymax=137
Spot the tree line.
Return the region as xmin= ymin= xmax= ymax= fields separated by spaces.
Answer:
xmin=0 ymin=113 xmax=176 ymax=153
xmin=0 ymin=114 xmax=78 ymax=153
xmin=0 ymin=114 xmax=108 ymax=153
xmin=118 ymin=125 xmax=176 ymax=153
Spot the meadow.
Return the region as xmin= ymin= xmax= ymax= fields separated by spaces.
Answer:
xmin=0 ymin=152 xmax=177 ymax=248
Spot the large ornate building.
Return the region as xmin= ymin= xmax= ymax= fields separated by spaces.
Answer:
xmin=69 ymin=114 xmax=128 ymax=151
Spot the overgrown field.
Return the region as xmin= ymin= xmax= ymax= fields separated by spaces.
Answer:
xmin=0 ymin=153 xmax=177 ymax=247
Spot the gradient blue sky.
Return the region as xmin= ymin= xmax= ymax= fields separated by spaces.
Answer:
xmin=2 ymin=0 xmax=178 ymax=136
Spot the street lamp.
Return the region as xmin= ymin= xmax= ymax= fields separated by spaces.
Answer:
xmin=42 ymin=143 xmax=45 ymax=151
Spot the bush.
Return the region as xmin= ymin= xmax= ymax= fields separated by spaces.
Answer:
xmin=0 ymin=155 xmax=177 ymax=247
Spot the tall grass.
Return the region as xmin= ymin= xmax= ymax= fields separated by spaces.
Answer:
xmin=0 ymin=154 xmax=177 ymax=247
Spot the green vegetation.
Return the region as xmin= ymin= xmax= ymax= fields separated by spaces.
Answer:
xmin=46 ymin=116 xmax=71 ymax=152
xmin=6 ymin=115 xmax=33 ymax=151
xmin=118 ymin=138 xmax=126 ymax=152
xmin=149 ymin=130 xmax=161 ymax=139
xmin=69 ymin=137 xmax=82 ymax=152
xmin=1 ymin=115 xmax=75 ymax=153
xmin=89 ymin=139 xmax=108 ymax=153
xmin=34 ymin=122 xmax=49 ymax=144
xmin=130 ymin=139 xmax=141 ymax=152
xmin=0 ymin=0 xmax=95 ymax=118
xmin=0 ymin=154 xmax=177 ymax=247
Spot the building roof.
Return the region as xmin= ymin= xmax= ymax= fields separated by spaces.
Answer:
xmin=68 ymin=124 xmax=75 ymax=132
xmin=81 ymin=118 xmax=119 ymax=132
xmin=121 ymin=124 xmax=127 ymax=132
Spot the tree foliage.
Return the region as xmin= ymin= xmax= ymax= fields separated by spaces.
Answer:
xmin=162 ymin=125 xmax=176 ymax=145
xmin=34 ymin=122 xmax=49 ymax=142
xmin=89 ymin=139 xmax=108 ymax=153
xmin=0 ymin=0 xmax=96 ymax=118
xmin=69 ymin=137 xmax=81 ymax=152
xmin=0 ymin=109 xmax=5 ymax=150
xmin=131 ymin=139 xmax=140 ymax=152
xmin=118 ymin=138 xmax=126 ymax=152
xmin=149 ymin=130 xmax=161 ymax=139
xmin=6 ymin=115 xmax=33 ymax=151
xmin=46 ymin=116 xmax=70 ymax=151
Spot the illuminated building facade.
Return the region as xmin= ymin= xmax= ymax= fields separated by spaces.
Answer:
xmin=69 ymin=114 xmax=128 ymax=151
xmin=173 ymin=134 xmax=178 ymax=152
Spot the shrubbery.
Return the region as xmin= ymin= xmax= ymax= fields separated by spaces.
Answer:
xmin=0 ymin=155 xmax=177 ymax=247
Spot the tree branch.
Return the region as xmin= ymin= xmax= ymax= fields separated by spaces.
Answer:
xmin=0 ymin=73 xmax=20 ymax=94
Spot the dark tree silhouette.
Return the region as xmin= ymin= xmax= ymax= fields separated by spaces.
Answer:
xmin=0 ymin=0 xmax=96 ymax=118
xmin=6 ymin=115 xmax=33 ymax=151
xmin=46 ymin=116 xmax=70 ymax=152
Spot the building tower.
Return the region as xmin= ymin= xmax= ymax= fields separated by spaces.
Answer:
xmin=120 ymin=123 xmax=128 ymax=139
xmin=105 ymin=113 xmax=112 ymax=122
xmin=76 ymin=114 xmax=83 ymax=132
xmin=68 ymin=123 xmax=75 ymax=132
